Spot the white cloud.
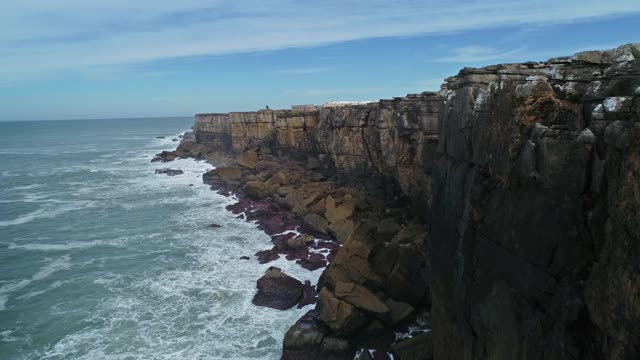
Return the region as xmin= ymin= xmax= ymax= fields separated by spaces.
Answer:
xmin=436 ymin=46 xmax=527 ymax=63
xmin=1 ymin=0 xmax=639 ymax=78
xmin=273 ymin=67 xmax=335 ymax=75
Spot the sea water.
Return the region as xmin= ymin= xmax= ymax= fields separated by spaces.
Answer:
xmin=0 ymin=118 xmax=320 ymax=359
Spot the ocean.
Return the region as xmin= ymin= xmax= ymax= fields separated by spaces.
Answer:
xmin=0 ymin=118 xmax=319 ymax=359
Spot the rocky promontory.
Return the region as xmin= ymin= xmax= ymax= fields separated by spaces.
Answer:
xmin=159 ymin=43 xmax=639 ymax=360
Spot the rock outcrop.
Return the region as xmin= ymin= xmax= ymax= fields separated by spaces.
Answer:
xmin=431 ymin=43 xmax=640 ymax=360
xmin=186 ymin=43 xmax=639 ymax=360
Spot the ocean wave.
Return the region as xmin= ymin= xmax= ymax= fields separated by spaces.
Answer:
xmin=0 ymin=255 xmax=72 ymax=311
xmin=8 ymin=240 xmax=109 ymax=252
xmin=0 ymin=200 xmax=97 ymax=227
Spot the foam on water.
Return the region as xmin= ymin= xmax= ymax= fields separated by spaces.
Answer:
xmin=0 ymin=120 xmax=313 ymax=359
xmin=0 ymin=200 xmax=97 ymax=227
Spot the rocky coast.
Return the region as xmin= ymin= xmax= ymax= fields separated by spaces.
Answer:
xmin=156 ymin=43 xmax=639 ymax=360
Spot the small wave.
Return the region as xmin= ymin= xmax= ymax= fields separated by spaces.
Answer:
xmin=16 ymin=280 xmax=64 ymax=301
xmin=0 ymin=255 xmax=71 ymax=310
xmin=0 ymin=200 xmax=97 ymax=227
xmin=8 ymin=240 xmax=105 ymax=251
xmin=7 ymin=184 xmax=43 ymax=191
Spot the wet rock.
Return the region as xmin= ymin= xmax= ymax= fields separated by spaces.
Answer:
xmin=255 ymin=249 xmax=280 ymax=264
xmin=207 ymin=223 xmax=222 ymax=228
xmin=239 ymin=256 xmax=250 ymax=260
xmin=252 ymin=267 xmax=303 ymax=310
xmin=287 ymin=234 xmax=315 ymax=249
xmin=154 ymin=168 xmax=184 ymax=176
xmin=298 ymin=280 xmax=318 ymax=308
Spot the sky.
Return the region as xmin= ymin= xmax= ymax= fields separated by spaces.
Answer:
xmin=0 ymin=1 xmax=639 ymax=121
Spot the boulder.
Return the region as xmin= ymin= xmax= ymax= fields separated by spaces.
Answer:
xmin=244 ymin=180 xmax=267 ymax=199
xmin=305 ymin=214 xmax=329 ymax=234
xmin=252 ymin=267 xmax=303 ymax=310
xmin=287 ymin=234 xmax=315 ymax=249
xmin=376 ymin=219 xmax=401 ymax=242
xmin=154 ymin=168 xmax=184 ymax=176
xmin=391 ymin=332 xmax=433 ymax=360
xmin=334 ymin=281 xmax=389 ymax=314
xmin=282 ymin=310 xmax=353 ymax=360
xmin=202 ymin=167 xmax=242 ymax=184
xmin=385 ymin=298 xmax=415 ymax=325
xmin=237 ymin=150 xmax=258 ymax=168
xmin=317 ymin=287 xmax=366 ymax=335
xmin=325 ymin=195 xmax=355 ymax=224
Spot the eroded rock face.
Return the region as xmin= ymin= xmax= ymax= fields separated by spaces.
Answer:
xmin=431 ymin=43 xmax=640 ymax=360
xmin=190 ymin=43 xmax=640 ymax=360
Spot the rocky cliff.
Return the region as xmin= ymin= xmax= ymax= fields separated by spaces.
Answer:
xmin=188 ymin=43 xmax=639 ymax=360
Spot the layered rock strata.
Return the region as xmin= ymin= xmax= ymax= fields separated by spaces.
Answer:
xmin=168 ymin=43 xmax=639 ymax=360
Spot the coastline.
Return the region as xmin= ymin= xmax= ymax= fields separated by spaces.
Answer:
xmin=156 ymin=132 xmax=431 ymax=359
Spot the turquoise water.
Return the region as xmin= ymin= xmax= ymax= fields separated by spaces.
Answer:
xmin=0 ymin=118 xmax=319 ymax=359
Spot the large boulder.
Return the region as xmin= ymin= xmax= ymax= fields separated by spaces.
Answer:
xmin=251 ymin=267 xmax=303 ymax=310
xmin=305 ymin=214 xmax=329 ymax=234
xmin=317 ymin=287 xmax=366 ymax=335
xmin=282 ymin=310 xmax=353 ymax=360
xmin=391 ymin=332 xmax=433 ymax=360
xmin=236 ymin=150 xmax=258 ymax=168
xmin=333 ymin=281 xmax=389 ymax=315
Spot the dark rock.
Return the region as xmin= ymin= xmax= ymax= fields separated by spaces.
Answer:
xmin=391 ymin=332 xmax=433 ymax=360
xmin=255 ymin=249 xmax=280 ymax=264
xmin=207 ymin=223 xmax=222 ymax=228
xmin=155 ymin=168 xmax=184 ymax=176
xmin=282 ymin=310 xmax=354 ymax=360
xmin=298 ymin=280 xmax=318 ymax=308
xmin=305 ymin=214 xmax=329 ymax=234
xmin=239 ymin=256 xmax=250 ymax=260
xmin=252 ymin=267 xmax=303 ymax=310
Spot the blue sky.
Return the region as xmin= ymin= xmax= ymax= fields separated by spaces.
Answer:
xmin=1 ymin=1 xmax=639 ymax=121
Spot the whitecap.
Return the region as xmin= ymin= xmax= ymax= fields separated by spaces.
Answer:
xmin=8 ymin=240 xmax=105 ymax=251
xmin=0 ymin=200 xmax=97 ymax=227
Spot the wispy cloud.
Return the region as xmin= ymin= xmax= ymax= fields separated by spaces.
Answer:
xmin=282 ymin=86 xmax=394 ymax=97
xmin=273 ymin=67 xmax=335 ymax=75
xmin=435 ymin=46 xmax=526 ymax=63
xmin=1 ymin=0 xmax=639 ymax=79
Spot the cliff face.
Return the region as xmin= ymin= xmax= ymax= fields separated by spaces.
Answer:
xmin=431 ymin=44 xmax=639 ymax=360
xmin=191 ymin=43 xmax=640 ymax=360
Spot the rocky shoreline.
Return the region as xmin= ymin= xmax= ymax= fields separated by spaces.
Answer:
xmin=156 ymin=43 xmax=639 ymax=360
xmin=154 ymin=134 xmax=432 ymax=359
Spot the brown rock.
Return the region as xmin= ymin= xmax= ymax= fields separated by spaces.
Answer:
xmin=237 ymin=150 xmax=258 ymax=168
xmin=305 ymin=214 xmax=329 ymax=234
xmin=244 ymin=180 xmax=267 ymax=199
xmin=325 ymin=195 xmax=355 ymax=224
xmin=385 ymin=298 xmax=415 ymax=325
xmin=287 ymin=234 xmax=315 ymax=249
xmin=317 ymin=288 xmax=366 ymax=335
xmin=252 ymin=267 xmax=303 ymax=310
xmin=282 ymin=310 xmax=354 ymax=360
xmin=334 ymin=281 xmax=389 ymax=314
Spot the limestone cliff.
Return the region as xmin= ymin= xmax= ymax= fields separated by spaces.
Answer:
xmin=189 ymin=43 xmax=640 ymax=360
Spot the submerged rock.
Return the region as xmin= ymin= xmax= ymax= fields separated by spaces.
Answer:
xmin=251 ymin=267 xmax=303 ymax=310
xmin=154 ymin=168 xmax=184 ymax=176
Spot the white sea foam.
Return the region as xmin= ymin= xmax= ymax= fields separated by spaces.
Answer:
xmin=8 ymin=240 xmax=111 ymax=251
xmin=0 ymin=200 xmax=97 ymax=227
xmin=0 ymin=255 xmax=72 ymax=312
